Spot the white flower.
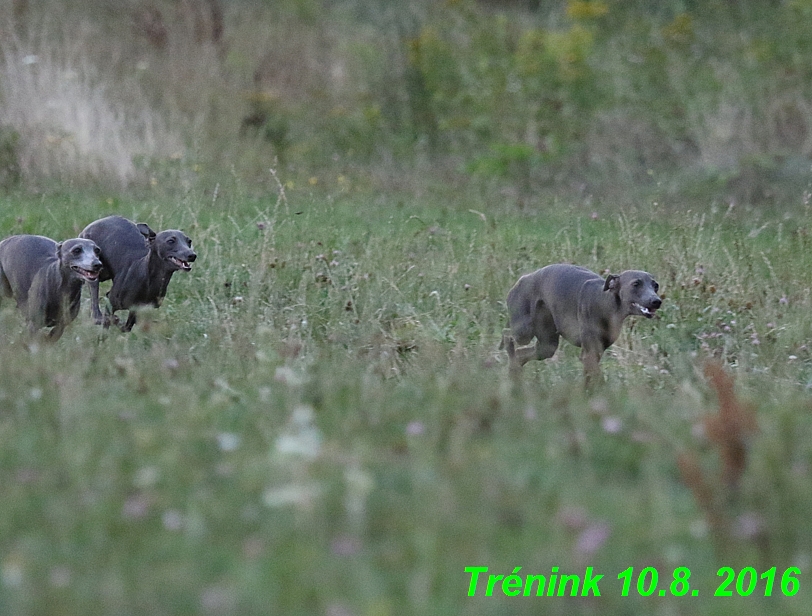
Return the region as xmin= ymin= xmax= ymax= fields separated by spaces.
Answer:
xmin=216 ymin=432 xmax=241 ymax=452
xmin=262 ymin=482 xmax=321 ymax=508
xmin=275 ymin=405 xmax=321 ymax=459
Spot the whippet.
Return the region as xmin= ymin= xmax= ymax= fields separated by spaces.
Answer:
xmin=0 ymin=235 xmax=102 ymax=340
xmin=501 ymin=264 xmax=662 ymax=385
xmin=79 ymin=215 xmax=197 ymax=331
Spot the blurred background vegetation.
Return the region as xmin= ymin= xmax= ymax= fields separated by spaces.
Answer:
xmin=2 ymin=0 xmax=812 ymax=205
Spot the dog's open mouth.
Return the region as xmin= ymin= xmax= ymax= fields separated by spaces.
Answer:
xmin=72 ymin=266 xmax=100 ymax=281
xmin=169 ymin=256 xmax=193 ymax=271
xmin=632 ymin=302 xmax=657 ymax=318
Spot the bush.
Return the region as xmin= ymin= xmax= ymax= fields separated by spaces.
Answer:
xmin=4 ymin=0 xmax=812 ymax=202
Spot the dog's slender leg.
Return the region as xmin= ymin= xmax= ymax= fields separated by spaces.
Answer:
xmin=87 ymin=279 xmax=105 ymax=325
xmin=499 ymin=328 xmax=512 ymax=351
xmin=512 ymin=344 xmax=539 ymax=367
xmin=122 ymin=310 xmax=137 ymax=332
xmin=501 ymin=333 xmax=539 ymax=374
xmin=503 ymin=334 xmax=521 ymax=374
xmin=532 ymin=330 xmax=559 ymax=360
xmin=580 ymin=345 xmax=604 ymax=389
xmin=122 ymin=311 xmax=136 ymax=332
xmin=502 ymin=302 xmax=534 ymax=372
xmin=508 ymin=333 xmax=559 ymax=371
xmin=48 ymin=322 xmax=66 ymax=341
xmin=530 ymin=300 xmax=559 ymax=361
xmin=501 ymin=327 xmax=543 ymax=368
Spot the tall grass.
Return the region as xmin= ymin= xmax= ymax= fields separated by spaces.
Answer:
xmin=0 ymin=20 xmax=182 ymax=188
xmin=1 ymin=182 xmax=811 ymax=614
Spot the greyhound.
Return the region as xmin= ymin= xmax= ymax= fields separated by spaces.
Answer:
xmin=79 ymin=215 xmax=196 ymax=332
xmin=501 ymin=264 xmax=661 ymax=385
xmin=0 ymin=235 xmax=102 ymax=340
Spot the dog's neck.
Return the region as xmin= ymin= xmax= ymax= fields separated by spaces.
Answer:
xmin=146 ymin=249 xmax=174 ymax=297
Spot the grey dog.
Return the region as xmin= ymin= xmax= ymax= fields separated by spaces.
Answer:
xmin=0 ymin=235 xmax=102 ymax=340
xmin=501 ymin=264 xmax=662 ymax=385
xmin=80 ymin=215 xmax=197 ymax=332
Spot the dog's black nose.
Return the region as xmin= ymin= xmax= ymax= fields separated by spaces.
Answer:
xmin=187 ymin=252 xmax=197 ymax=262
xmin=651 ymin=298 xmax=662 ymax=309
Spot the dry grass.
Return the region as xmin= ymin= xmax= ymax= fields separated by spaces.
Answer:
xmin=0 ymin=18 xmax=182 ymax=187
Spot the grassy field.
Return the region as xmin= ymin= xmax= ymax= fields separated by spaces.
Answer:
xmin=1 ymin=177 xmax=811 ymax=616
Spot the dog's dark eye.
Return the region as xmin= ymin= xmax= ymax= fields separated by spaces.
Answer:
xmin=72 ymin=246 xmax=82 ymax=255
xmin=653 ymin=282 xmax=659 ymax=292
xmin=633 ymin=280 xmax=641 ymax=287
xmin=167 ymin=237 xmax=176 ymax=245
xmin=187 ymin=239 xmax=192 ymax=247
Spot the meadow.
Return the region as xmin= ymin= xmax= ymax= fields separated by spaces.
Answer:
xmin=3 ymin=1 xmax=812 ymax=614
xmin=1 ymin=174 xmax=812 ymax=616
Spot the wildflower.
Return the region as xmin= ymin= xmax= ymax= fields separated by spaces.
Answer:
xmin=330 ymin=536 xmax=361 ymax=556
xmin=134 ymin=466 xmax=160 ymax=489
xmin=216 ymin=432 xmax=241 ymax=452
xmin=262 ymin=482 xmax=321 ymax=508
xmin=122 ymin=493 xmax=151 ymax=520
xmin=162 ymin=510 xmax=184 ymax=531
xmin=557 ymin=506 xmax=588 ymax=531
xmin=406 ymin=420 xmax=425 ymax=436
xmin=575 ymin=522 xmax=611 ymax=558
xmin=733 ymin=512 xmax=765 ymax=540
xmin=275 ymin=405 xmax=322 ymax=459
xmin=601 ymin=416 xmax=622 ymax=434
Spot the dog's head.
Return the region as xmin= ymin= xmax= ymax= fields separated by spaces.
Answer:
xmin=151 ymin=230 xmax=197 ymax=272
xmin=604 ymin=270 xmax=662 ymax=318
xmin=58 ymin=238 xmax=103 ymax=282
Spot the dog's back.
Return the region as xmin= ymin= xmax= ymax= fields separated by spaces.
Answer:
xmin=508 ymin=264 xmax=598 ymax=328
xmin=0 ymin=235 xmax=59 ymax=309
xmin=80 ymin=216 xmax=150 ymax=282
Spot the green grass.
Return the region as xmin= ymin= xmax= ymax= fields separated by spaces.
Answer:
xmin=1 ymin=181 xmax=812 ymax=615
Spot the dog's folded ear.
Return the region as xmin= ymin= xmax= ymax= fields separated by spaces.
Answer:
xmin=136 ymin=223 xmax=157 ymax=243
xmin=603 ymin=274 xmax=619 ymax=292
